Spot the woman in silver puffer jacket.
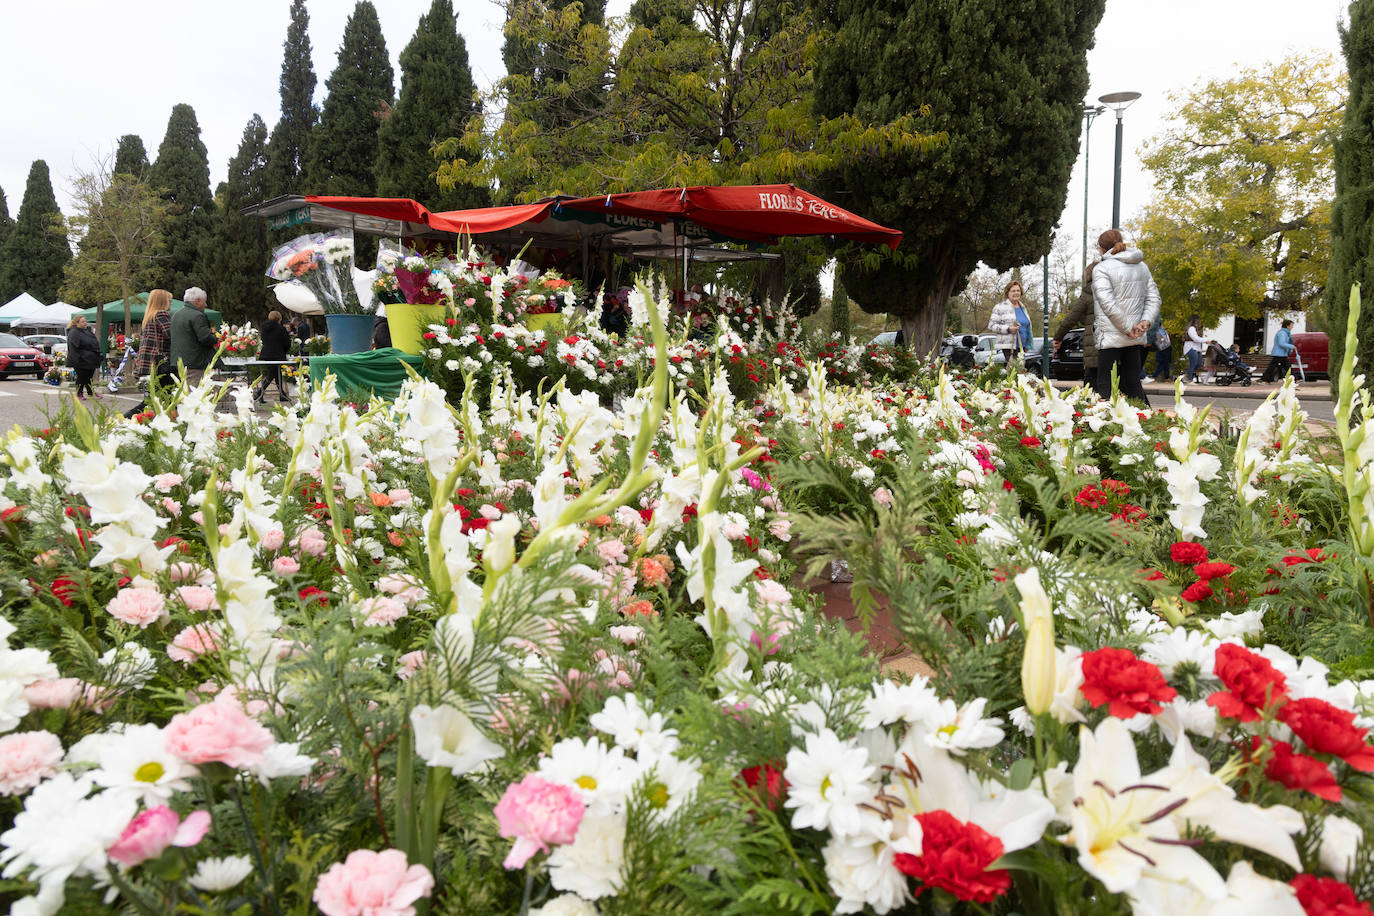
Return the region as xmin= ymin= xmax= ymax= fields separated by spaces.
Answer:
xmin=1090 ymin=229 xmax=1160 ymax=405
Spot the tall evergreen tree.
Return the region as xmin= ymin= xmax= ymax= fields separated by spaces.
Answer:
xmin=815 ymin=0 xmax=1106 ymax=353
xmin=202 ymin=116 xmax=273 ymax=323
xmin=113 ymin=134 xmax=150 ymax=179
xmin=0 ymin=161 xmax=70 ymax=303
xmin=376 ymin=0 xmax=488 ymax=210
xmin=1328 ymin=0 xmax=1374 ymax=398
xmin=265 ymin=0 xmax=318 ymax=198
xmin=149 ymin=103 xmax=215 ymax=295
xmin=304 ymin=1 xmax=394 ymax=198
xmin=0 ymin=187 xmax=13 ymax=274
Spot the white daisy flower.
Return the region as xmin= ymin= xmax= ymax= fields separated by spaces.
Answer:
xmin=89 ymin=723 xmax=198 ymax=804
xmin=188 ymin=854 xmax=254 ymax=892
xmin=919 ymin=697 xmax=1005 ymax=755
xmin=783 ymin=728 xmax=875 ymax=837
xmin=538 ymin=737 xmax=635 ymax=815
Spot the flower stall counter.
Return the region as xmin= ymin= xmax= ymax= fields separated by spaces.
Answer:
xmin=304 ymin=347 xmax=425 ymax=401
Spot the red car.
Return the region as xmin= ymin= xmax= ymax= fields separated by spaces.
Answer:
xmin=0 ymin=332 xmax=52 ymax=379
xmin=1290 ymin=332 xmax=1329 ymax=379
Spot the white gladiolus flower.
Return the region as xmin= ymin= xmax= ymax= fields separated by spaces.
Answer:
xmin=409 ymin=704 xmax=504 ymax=776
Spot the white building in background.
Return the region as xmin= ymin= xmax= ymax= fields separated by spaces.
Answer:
xmin=1202 ymin=310 xmax=1307 ymax=353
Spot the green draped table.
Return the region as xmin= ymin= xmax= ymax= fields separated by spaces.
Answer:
xmin=304 ymin=348 xmax=426 ymax=400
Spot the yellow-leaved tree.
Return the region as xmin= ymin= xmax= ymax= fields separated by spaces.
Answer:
xmin=1137 ymin=52 xmax=1346 ymax=334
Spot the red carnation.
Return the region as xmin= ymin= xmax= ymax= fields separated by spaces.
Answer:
xmin=1019 ymin=436 xmax=1042 ymax=448
xmin=739 ymin=762 xmax=787 ymax=811
xmin=1280 ymin=698 xmax=1374 ymax=772
xmin=1192 ymin=561 xmax=1236 ymax=581
xmin=1170 ymin=541 xmax=1209 ymax=565
xmin=1078 ymin=647 xmax=1178 ymax=718
xmin=1260 ymin=738 xmax=1342 ymax=802
xmin=297 ymin=586 xmax=329 ymax=606
xmin=1208 ymin=644 xmax=1288 ymax=722
xmin=1283 ymin=547 xmax=1331 ymax=567
xmin=893 ymin=810 xmax=1011 ymax=903
xmin=50 ymin=576 xmax=77 ymax=608
xmin=1290 ymin=874 xmax=1373 ymax=915
xmin=1074 ymin=486 xmax=1108 ymax=509
xmin=1181 ymin=580 xmax=1213 ymax=603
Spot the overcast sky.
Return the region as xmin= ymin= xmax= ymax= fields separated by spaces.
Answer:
xmin=0 ymin=0 xmax=1351 ymax=274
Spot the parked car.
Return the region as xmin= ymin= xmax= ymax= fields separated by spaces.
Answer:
xmin=1290 ymin=331 xmax=1329 ymax=379
xmin=22 ymin=333 xmax=67 ymax=358
xmin=0 ymin=333 xmax=52 ymax=378
xmin=974 ymin=334 xmax=1007 ymax=368
xmin=869 ymin=331 xmax=899 ymax=347
xmin=1023 ymin=328 xmax=1085 ymax=381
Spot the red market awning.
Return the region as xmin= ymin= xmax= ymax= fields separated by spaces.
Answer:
xmin=551 ymin=185 xmax=902 ymax=250
xmin=306 ymin=196 xmax=434 ymax=225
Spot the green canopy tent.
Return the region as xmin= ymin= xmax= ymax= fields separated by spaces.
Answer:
xmin=79 ymin=294 xmax=223 ymax=351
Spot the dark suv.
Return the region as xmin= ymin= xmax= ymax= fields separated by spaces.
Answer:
xmin=1024 ymin=328 xmax=1085 ymax=381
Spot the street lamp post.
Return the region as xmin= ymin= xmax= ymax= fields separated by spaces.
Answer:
xmin=1081 ymin=105 xmax=1105 ymax=276
xmin=1098 ymin=91 xmax=1141 ymax=229
xmin=1043 ymin=236 xmax=1052 ymax=377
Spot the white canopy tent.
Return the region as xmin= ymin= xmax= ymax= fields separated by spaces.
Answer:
xmin=0 ymin=292 xmax=45 ymax=328
xmin=10 ymin=302 xmax=82 ymax=332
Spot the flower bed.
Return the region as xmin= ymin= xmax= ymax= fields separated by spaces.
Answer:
xmin=0 ymin=285 xmax=1372 ymax=915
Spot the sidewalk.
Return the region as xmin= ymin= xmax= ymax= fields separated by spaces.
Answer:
xmin=1048 ymin=376 xmax=1332 ymax=401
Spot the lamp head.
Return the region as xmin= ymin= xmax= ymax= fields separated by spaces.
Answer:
xmin=1098 ymin=91 xmax=1142 ymax=116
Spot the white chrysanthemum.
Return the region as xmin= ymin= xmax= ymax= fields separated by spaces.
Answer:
xmin=860 ymin=678 xmax=939 ymax=728
xmin=635 ymin=753 xmax=702 ymax=824
xmin=188 ymin=854 xmax=254 ymax=892
xmin=531 ymin=894 xmax=601 ymax=916
xmin=538 ymin=737 xmax=635 ymax=815
xmin=783 ymin=728 xmax=875 ymax=837
xmin=1202 ymin=610 xmax=1264 ymax=640
xmin=823 ymin=819 xmax=918 ymax=915
xmin=89 ymin=723 xmax=198 ymax=804
xmin=98 ymin=641 xmax=156 ymax=688
xmin=0 ymin=772 xmax=137 ymax=910
xmin=1141 ymin=627 xmax=1221 ymax=680
xmin=588 ymin=693 xmax=657 ymax=752
xmin=919 ymin=697 xmax=1005 ymax=755
xmin=546 ymin=810 xmax=626 ymax=901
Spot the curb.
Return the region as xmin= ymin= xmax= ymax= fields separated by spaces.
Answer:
xmin=1047 ymin=378 xmax=1332 ymax=402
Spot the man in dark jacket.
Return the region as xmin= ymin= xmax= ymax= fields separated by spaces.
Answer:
xmin=1053 ymin=264 xmax=1101 ymax=396
xmin=170 ymin=287 xmax=217 ymax=384
xmin=253 ymin=310 xmax=295 ymax=403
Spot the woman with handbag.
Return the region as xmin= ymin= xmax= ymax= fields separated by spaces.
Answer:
xmin=987 ymin=281 xmax=1030 ymax=367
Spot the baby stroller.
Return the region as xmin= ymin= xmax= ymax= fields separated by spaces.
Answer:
xmin=1206 ymin=342 xmax=1253 ymax=387
xmin=106 ymin=344 xmax=138 ymax=393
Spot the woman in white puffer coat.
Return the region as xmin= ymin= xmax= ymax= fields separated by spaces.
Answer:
xmin=1091 ymin=229 xmax=1160 ymax=405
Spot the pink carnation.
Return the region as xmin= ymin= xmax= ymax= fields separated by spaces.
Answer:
xmin=0 ymin=730 xmax=63 ymax=796
xmin=273 ymin=556 xmax=301 ymax=576
xmin=295 ymin=528 xmax=329 ymax=558
xmin=163 ymin=695 xmax=275 ymax=769
xmin=107 ymin=806 xmax=210 ymax=867
xmin=358 ymin=596 xmax=408 ymax=627
xmin=106 ymin=587 xmax=168 ymax=628
xmin=313 ymin=848 xmax=434 ymax=916
xmin=873 ymin=487 xmax=894 ymax=508
xmin=168 ymin=562 xmax=213 ymax=584
xmin=494 ymin=774 xmax=586 ymax=869
xmin=608 ymin=625 xmax=644 ymax=645
xmin=721 ymin=522 xmax=749 ymax=541
xmin=260 ymin=528 xmax=286 ymax=551
xmin=167 ymin=624 xmax=223 ymax=664
xmin=176 ymin=585 xmax=220 ymax=612
xmin=23 ymin=678 xmax=86 ymax=709
xmin=596 ymin=538 xmax=629 ymax=564
xmin=161 ymin=497 xmax=182 ymax=515
xmin=753 ymin=578 xmax=792 ymax=607
xmin=396 ymin=651 xmax=428 ymax=680
xmin=388 ymin=489 xmax=413 ymax=507
xmin=153 ymin=473 xmax=184 ymax=492
xmin=479 ymin=504 xmax=503 ymax=520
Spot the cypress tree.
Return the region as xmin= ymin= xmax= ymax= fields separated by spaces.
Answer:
xmin=376 ymin=0 xmax=488 ymax=210
xmin=149 ymin=103 xmax=215 ymax=295
xmin=0 ymin=161 xmax=70 ymax=303
xmin=265 ymin=0 xmax=317 ymax=198
xmin=304 ymin=1 xmax=394 ymax=198
xmin=113 ymin=135 xmax=150 ymax=180
xmin=0 ymin=187 xmax=13 ymax=274
xmin=202 ymin=115 xmax=273 ymax=324
xmin=830 ymin=275 xmax=850 ymax=342
xmin=815 ymin=0 xmax=1106 ymax=353
xmin=1328 ymin=0 xmax=1374 ymax=398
